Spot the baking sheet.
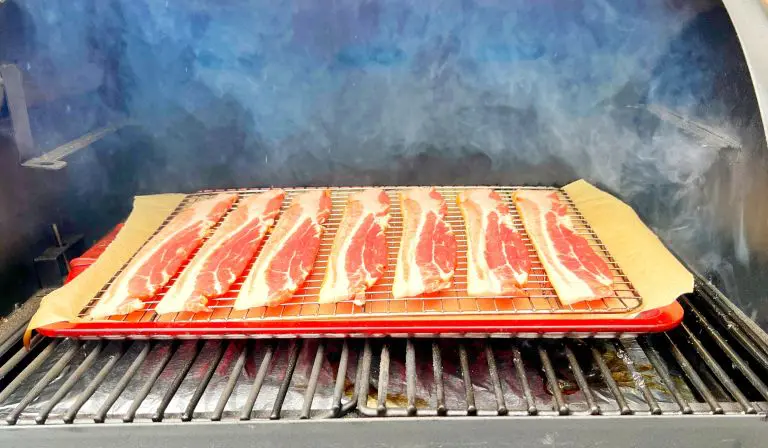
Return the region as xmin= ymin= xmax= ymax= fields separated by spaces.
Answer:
xmin=26 ymin=180 xmax=693 ymax=339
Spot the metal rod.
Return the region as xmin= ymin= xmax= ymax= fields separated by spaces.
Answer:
xmin=182 ymin=341 xmax=228 ymax=422
xmin=0 ymin=335 xmax=44 ymax=382
xmin=677 ymin=322 xmax=755 ymax=413
xmin=124 ymin=342 xmax=176 ymax=423
xmin=0 ymin=339 xmax=59 ymax=404
xmin=331 ymin=340 xmax=349 ymax=417
xmin=239 ymin=342 xmax=274 ymax=421
xmin=300 ymin=341 xmax=326 ymax=419
xmin=538 ymin=346 xmax=568 ymax=415
xmin=376 ymin=342 xmax=390 ymax=416
xmin=270 ymin=340 xmax=302 ymax=420
xmin=95 ymin=342 xmax=151 ymax=423
xmin=564 ymin=344 xmax=599 ymax=415
xmin=638 ymin=337 xmax=692 ymax=414
xmin=153 ymin=341 xmax=202 ymax=422
xmin=681 ymin=297 xmax=768 ymax=401
xmin=614 ymin=340 xmax=661 ymax=415
xmin=405 ymin=339 xmax=417 ymax=416
xmin=431 ymin=341 xmax=446 ymax=416
xmin=458 ymin=343 xmax=477 ymax=415
xmin=485 ymin=343 xmax=508 ymax=415
xmin=663 ymin=334 xmax=722 ymax=414
xmin=0 ymin=325 xmax=25 ymax=360
xmin=64 ymin=343 xmax=128 ymax=424
xmin=212 ymin=341 xmax=249 ymax=422
xmin=356 ymin=340 xmax=374 ymax=414
xmin=6 ymin=341 xmax=80 ymax=425
xmin=511 ymin=342 xmax=537 ymax=415
xmin=590 ymin=345 xmax=631 ymax=415
xmin=36 ymin=341 xmax=105 ymax=424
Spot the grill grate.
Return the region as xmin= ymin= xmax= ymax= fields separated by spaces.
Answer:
xmin=1 ymin=281 xmax=767 ymax=426
xmin=77 ymin=186 xmax=641 ymax=328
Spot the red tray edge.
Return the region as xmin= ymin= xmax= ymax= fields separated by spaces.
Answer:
xmin=37 ymin=301 xmax=684 ymax=338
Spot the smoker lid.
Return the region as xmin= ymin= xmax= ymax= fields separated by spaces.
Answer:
xmin=723 ymin=0 xmax=768 ymax=141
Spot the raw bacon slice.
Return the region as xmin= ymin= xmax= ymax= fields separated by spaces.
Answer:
xmin=234 ymin=189 xmax=332 ymax=309
xmin=154 ymin=190 xmax=286 ymax=315
xmin=458 ymin=189 xmax=530 ymax=296
xmin=89 ymin=193 xmax=237 ymax=319
xmin=318 ymin=189 xmax=390 ymax=305
xmin=514 ymin=190 xmax=614 ymax=304
xmin=392 ymin=188 xmax=457 ymax=299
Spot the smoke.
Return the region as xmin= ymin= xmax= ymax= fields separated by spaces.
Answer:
xmin=4 ymin=0 xmax=763 ymax=309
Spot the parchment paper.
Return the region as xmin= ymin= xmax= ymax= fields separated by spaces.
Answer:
xmin=24 ymin=180 xmax=693 ymax=343
xmin=24 ymin=194 xmax=185 ymax=344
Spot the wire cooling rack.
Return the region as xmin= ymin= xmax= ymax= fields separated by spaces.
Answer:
xmin=76 ymin=186 xmax=642 ymax=327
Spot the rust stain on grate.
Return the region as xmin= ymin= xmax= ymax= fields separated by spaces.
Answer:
xmin=78 ymin=186 xmax=642 ymax=325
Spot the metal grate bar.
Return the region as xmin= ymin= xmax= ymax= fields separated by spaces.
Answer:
xmin=212 ymin=341 xmax=248 ymax=422
xmin=239 ymin=342 xmax=274 ymax=421
xmin=182 ymin=341 xmax=227 ymax=422
xmin=663 ymin=333 xmax=723 ymax=414
xmin=614 ymin=340 xmax=662 ymax=415
xmin=6 ymin=341 xmax=80 ymax=425
xmin=681 ymin=297 xmax=768 ymax=401
xmin=376 ymin=343 xmax=391 ymax=416
xmin=458 ymin=344 xmax=477 ymax=416
xmin=538 ymin=346 xmax=568 ymax=415
xmin=638 ymin=337 xmax=693 ymax=414
xmin=331 ymin=340 xmax=350 ymax=417
xmin=405 ymin=339 xmax=417 ymax=416
xmin=0 ymin=335 xmax=44 ymax=383
xmin=0 ymin=339 xmax=59 ymax=405
xmin=356 ymin=340 xmax=374 ymax=416
xmin=270 ymin=340 xmax=302 ymax=420
xmin=0 ymin=327 xmax=26 ymax=361
xmin=564 ymin=344 xmax=599 ymax=415
xmin=484 ymin=343 xmax=507 ymax=415
xmin=431 ymin=342 xmax=447 ymax=416
xmin=511 ymin=342 xmax=538 ymax=415
xmin=590 ymin=345 xmax=632 ymax=415
xmin=64 ymin=342 xmax=128 ymax=423
xmin=124 ymin=342 xmax=176 ymax=423
xmin=95 ymin=342 xmax=150 ymax=423
xmin=300 ymin=341 xmax=326 ymax=419
xmin=676 ymin=322 xmax=755 ymax=413
xmin=36 ymin=341 xmax=105 ymax=424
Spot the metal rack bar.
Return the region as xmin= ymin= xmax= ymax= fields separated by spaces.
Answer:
xmin=239 ymin=343 xmax=274 ymax=421
xmin=432 ymin=341 xmax=447 ymax=416
xmin=376 ymin=342 xmax=390 ymax=416
xmin=36 ymin=341 xmax=105 ymax=424
xmin=0 ymin=335 xmax=44 ymax=383
xmin=663 ymin=334 xmax=722 ymax=414
xmin=331 ymin=340 xmax=350 ymax=417
xmin=638 ymin=337 xmax=692 ymax=414
xmin=6 ymin=341 xmax=80 ymax=425
xmin=212 ymin=341 xmax=248 ymax=422
xmin=485 ymin=343 xmax=507 ymax=415
xmin=0 ymin=339 xmax=59 ymax=405
xmin=614 ymin=340 xmax=661 ymax=415
xmin=538 ymin=346 xmax=568 ymax=415
xmin=405 ymin=339 xmax=417 ymax=416
xmin=511 ymin=342 xmax=537 ymax=415
xmin=124 ymin=343 xmax=176 ymax=423
xmin=300 ymin=342 xmax=325 ymax=419
xmin=270 ymin=340 xmax=302 ymax=420
xmin=94 ymin=342 xmax=151 ymax=423
xmin=64 ymin=343 xmax=128 ymax=423
xmin=564 ymin=344 xmax=599 ymax=415
xmin=182 ymin=341 xmax=227 ymax=422
xmin=590 ymin=345 xmax=631 ymax=415
xmin=458 ymin=344 xmax=477 ymax=415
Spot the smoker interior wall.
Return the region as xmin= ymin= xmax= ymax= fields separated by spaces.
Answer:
xmin=1 ymin=0 xmax=767 ymax=326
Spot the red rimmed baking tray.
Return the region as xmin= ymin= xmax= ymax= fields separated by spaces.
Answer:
xmin=37 ymin=186 xmax=684 ymax=339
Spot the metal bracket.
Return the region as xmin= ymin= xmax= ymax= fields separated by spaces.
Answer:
xmin=0 ymin=63 xmax=119 ymax=170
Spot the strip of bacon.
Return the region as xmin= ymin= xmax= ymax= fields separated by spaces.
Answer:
xmin=234 ymin=189 xmax=332 ymax=309
xmin=89 ymin=193 xmax=237 ymax=319
xmin=154 ymin=190 xmax=286 ymax=315
xmin=318 ymin=189 xmax=390 ymax=305
xmin=514 ymin=190 xmax=614 ymax=304
xmin=392 ymin=188 xmax=457 ymax=299
xmin=458 ymin=189 xmax=530 ymax=296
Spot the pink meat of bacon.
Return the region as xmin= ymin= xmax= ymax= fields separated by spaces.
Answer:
xmin=514 ymin=190 xmax=614 ymax=304
xmin=458 ymin=189 xmax=531 ymax=296
xmin=234 ymin=189 xmax=332 ymax=309
xmin=392 ymin=188 xmax=457 ymax=299
xmin=154 ymin=190 xmax=286 ymax=315
xmin=318 ymin=189 xmax=390 ymax=305
xmin=89 ymin=193 xmax=237 ymax=319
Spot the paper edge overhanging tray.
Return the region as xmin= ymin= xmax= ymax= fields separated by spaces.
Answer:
xmin=37 ymin=185 xmax=685 ymax=339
